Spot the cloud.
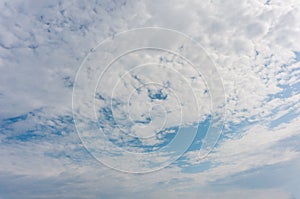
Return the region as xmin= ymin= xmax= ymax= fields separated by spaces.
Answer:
xmin=0 ymin=0 xmax=300 ymax=198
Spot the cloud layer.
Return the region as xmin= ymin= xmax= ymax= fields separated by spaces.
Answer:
xmin=0 ymin=0 xmax=300 ymax=198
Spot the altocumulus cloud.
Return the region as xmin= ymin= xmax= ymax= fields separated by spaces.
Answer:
xmin=0 ymin=0 xmax=300 ymax=198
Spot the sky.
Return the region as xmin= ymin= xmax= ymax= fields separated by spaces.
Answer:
xmin=0 ymin=0 xmax=300 ymax=198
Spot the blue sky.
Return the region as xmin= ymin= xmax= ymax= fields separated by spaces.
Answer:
xmin=0 ymin=0 xmax=300 ymax=198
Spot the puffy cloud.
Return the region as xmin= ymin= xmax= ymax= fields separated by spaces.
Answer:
xmin=1 ymin=0 xmax=300 ymax=198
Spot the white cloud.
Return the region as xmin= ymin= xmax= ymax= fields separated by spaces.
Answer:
xmin=1 ymin=0 xmax=300 ymax=198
